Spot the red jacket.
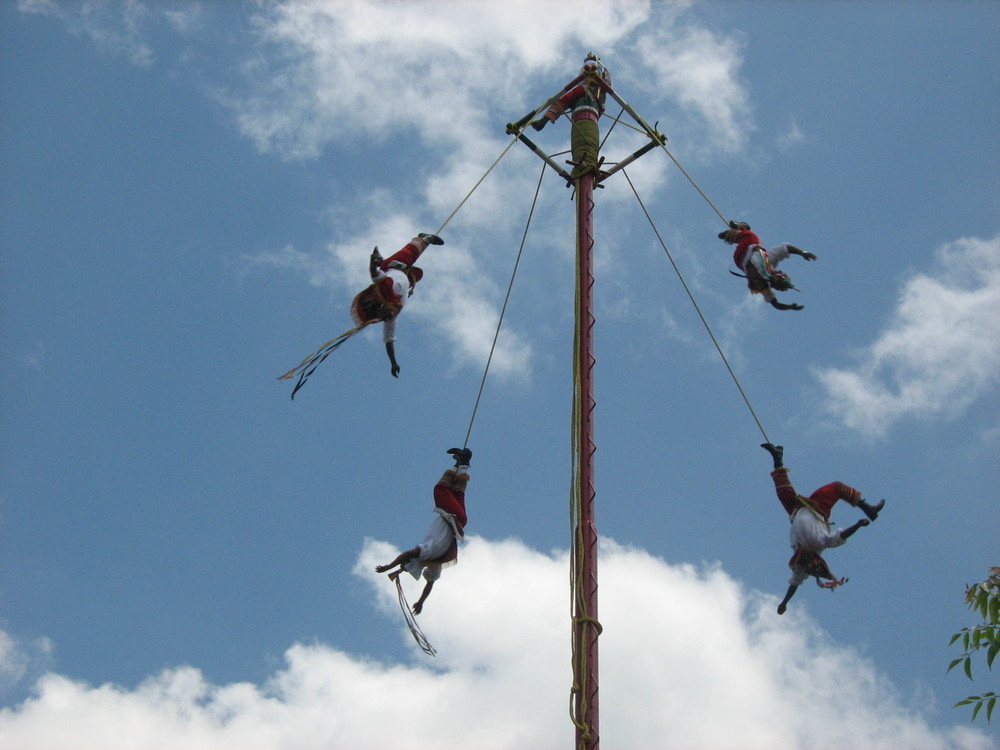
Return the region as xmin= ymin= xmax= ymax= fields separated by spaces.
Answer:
xmin=733 ymin=229 xmax=762 ymax=270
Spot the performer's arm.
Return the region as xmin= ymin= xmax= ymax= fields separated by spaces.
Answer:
xmin=777 ymin=584 xmax=798 ymax=615
xmin=413 ymin=580 xmax=434 ymax=615
xmin=785 ymin=244 xmax=817 ymax=261
xmin=769 ymin=298 xmax=804 ymax=311
xmin=386 ymin=341 xmax=400 ymax=378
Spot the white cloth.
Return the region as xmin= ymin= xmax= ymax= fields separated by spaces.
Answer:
xmin=402 ymin=514 xmax=456 ymax=582
xmin=788 ymin=508 xmax=845 ymax=586
xmin=743 ymin=243 xmax=793 ymax=304
xmin=382 ymin=315 xmax=396 ymax=344
xmin=384 ymin=268 xmax=411 ymax=302
xmin=766 ymin=243 xmax=792 ymax=267
xmin=377 ymin=268 xmax=410 ymax=343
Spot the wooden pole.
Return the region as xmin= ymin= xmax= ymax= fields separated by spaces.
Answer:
xmin=573 ymin=122 xmax=600 ymax=750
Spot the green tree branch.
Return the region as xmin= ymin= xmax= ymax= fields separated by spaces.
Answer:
xmin=948 ymin=567 xmax=999 ymax=723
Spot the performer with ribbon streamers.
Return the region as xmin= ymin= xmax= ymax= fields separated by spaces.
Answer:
xmin=718 ymin=220 xmax=815 ymax=310
xmin=352 ymin=232 xmax=444 ymax=377
xmin=761 ymin=442 xmax=886 ymax=614
xmin=375 ymin=447 xmax=472 ymax=615
xmin=529 ymin=52 xmax=611 ymax=180
xmin=277 ymin=231 xmax=443 ymax=398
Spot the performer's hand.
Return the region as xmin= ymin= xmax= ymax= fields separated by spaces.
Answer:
xmin=413 ymin=600 xmax=423 ymax=615
xmin=802 ymin=251 xmax=817 ymax=261
xmin=531 ymin=118 xmax=547 ymax=131
xmin=858 ymin=518 xmax=870 ymax=527
xmin=777 ymin=603 xmax=787 ymax=615
xmin=390 ymin=362 xmax=400 ymax=378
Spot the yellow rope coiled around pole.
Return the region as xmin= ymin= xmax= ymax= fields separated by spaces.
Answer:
xmin=569 ymin=231 xmax=588 ymax=743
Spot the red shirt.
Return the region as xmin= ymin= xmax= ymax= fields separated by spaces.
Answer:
xmin=733 ymin=229 xmax=762 ymax=269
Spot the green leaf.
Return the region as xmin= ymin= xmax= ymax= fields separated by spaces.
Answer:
xmin=948 ymin=657 xmax=964 ymax=673
xmin=964 ymin=631 xmax=971 ymax=651
xmin=949 ymin=632 xmax=963 ymax=646
xmin=987 ymin=695 xmax=996 ymax=723
xmin=990 ymin=596 xmax=999 ymax=625
xmin=988 ymin=642 xmax=999 ymax=669
xmin=954 ymin=698 xmax=973 ymax=707
xmin=965 ymin=657 xmax=973 ymax=680
xmin=972 ymin=701 xmax=983 ymax=722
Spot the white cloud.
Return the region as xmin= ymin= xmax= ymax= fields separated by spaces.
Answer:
xmin=0 ymin=537 xmax=993 ymax=750
xmin=227 ymin=0 xmax=655 ymax=161
xmin=221 ymin=0 xmax=749 ymax=166
xmin=777 ymin=118 xmax=806 ymax=151
xmin=635 ymin=23 xmax=752 ymax=154
xmin=19 ymin=0 xmax=157 ymax=66
xmin=814 ymin=233 xmax=1000 ymax=439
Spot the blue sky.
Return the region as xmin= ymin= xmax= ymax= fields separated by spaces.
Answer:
xmin=1 ymin=1 xmax=998 ymax=748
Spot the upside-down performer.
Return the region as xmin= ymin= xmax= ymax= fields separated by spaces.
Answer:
xmin=529 ymin=52 xmax=611 ymax=180
xmin=352 ymin=232 xmax=444 ymax=377
xmin=718 ymin=220 xmax=816 ymax=311
xmin=761 ymin=442 xmax=886 ymax=614
xmin=375 ymin=447 xmax=472 ymax=615
xmin=278 ymin=231 xmax=444 ymax=398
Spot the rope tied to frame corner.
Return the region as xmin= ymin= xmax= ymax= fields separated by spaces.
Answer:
xmin=657 ymin=140 xmax=729 ymax=227
xmin=434 ymin=133 xmax=522 ymax=238
xmin=622 ymin=167 xmax=772 ymax=445
xmin=459 ymin=161 xmax=547 ymax=449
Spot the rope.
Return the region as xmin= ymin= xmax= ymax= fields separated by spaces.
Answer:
xmin=622 ymin=168 xmax=771 ymax=445
xmin=602 ymin=112 xmax=647 ymax=136
xmin=656 ymin=142 xmax=729 ymax=225
xmin=435 ymin=136 xmax=519 ymax=236
xmin=394 ymin=575 xmax=437 ymax=657
xmin=599 ymin=106 xmax=624 ymax=150
xmin=461 ymin=162 xmax=546 ymax=448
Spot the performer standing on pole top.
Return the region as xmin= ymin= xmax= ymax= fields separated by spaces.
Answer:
xmin=530 ymin=53 xmax=611 ymax=179
xmin=351 ymin=232 xmax=444 ymax=377
xmin=375 ymin=447 xmax=472 ymax=615
xmin=760 ymin=442 xmax=886 ymax=614
xmin=718 ymin=220 xmax=816 ymax=310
